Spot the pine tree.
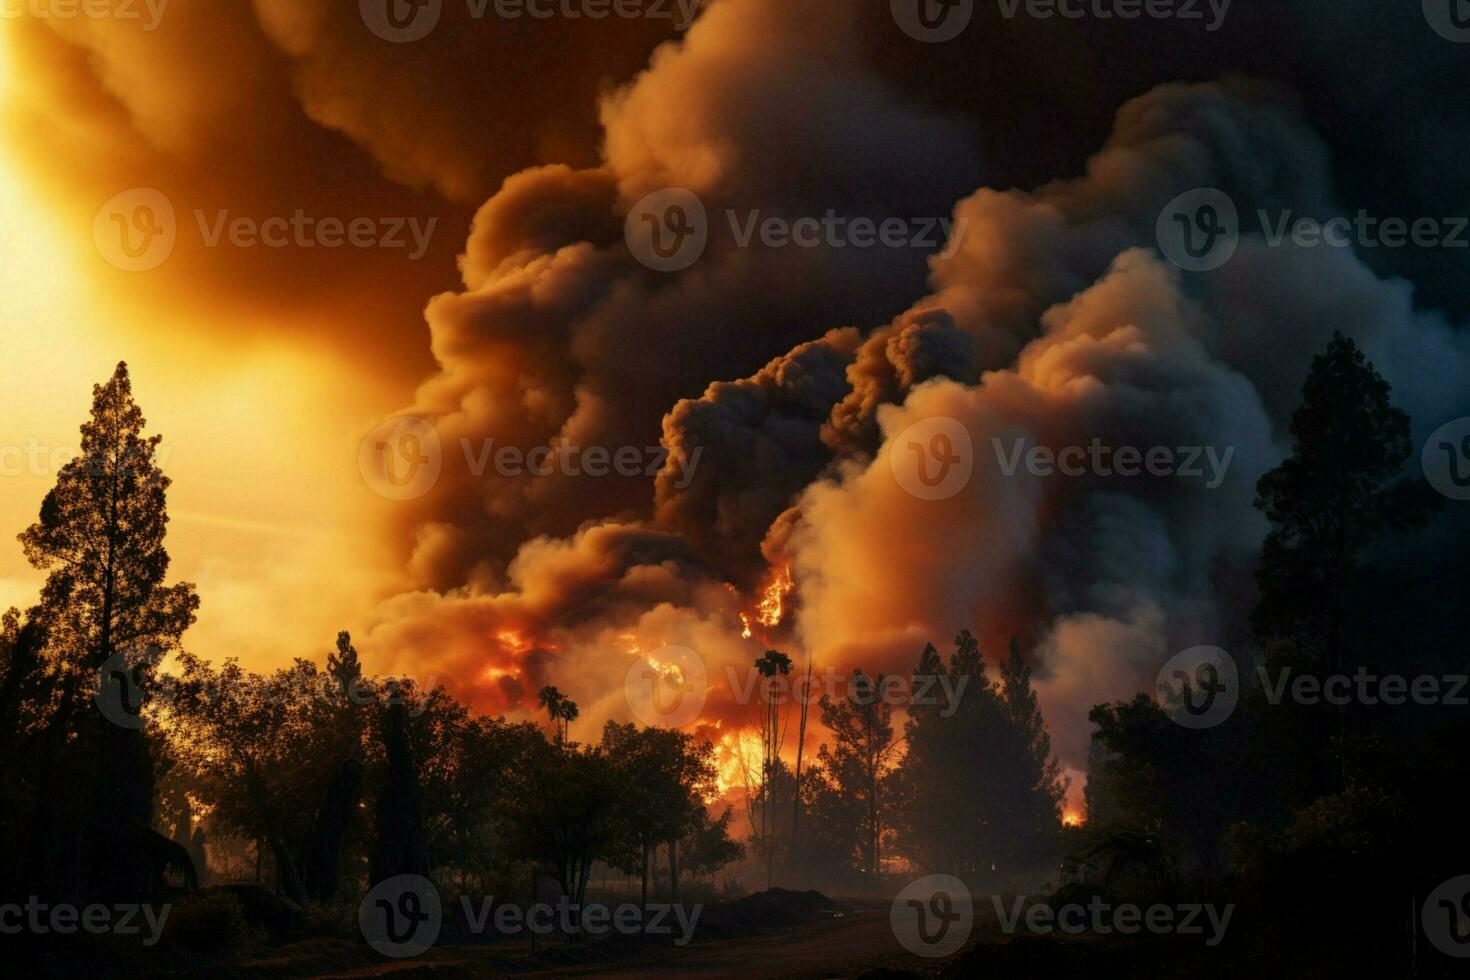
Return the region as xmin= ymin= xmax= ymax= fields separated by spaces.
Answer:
xmin=1253 ymin=332 xmax=1435 ymax=672
xmin=20 ymin=363 xmax=199 ymax=676
xmin=18 ymin=363 xmax=198 ymax=900
xmin=996 ymin=637 xmax=1067 ymax=869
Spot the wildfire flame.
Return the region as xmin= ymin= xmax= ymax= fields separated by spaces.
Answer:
xmin=1063 ymin=810 xmax=1084 ymax=828
xmin=739 ymin=613 xmax=753 ymax=640
xmin=496 ymin=628 xmax=534 ymax=655
xmin=714 ymin=729 xmax=765 ymax=798
xmin=756 ymin=565 xmax=794 ymax=628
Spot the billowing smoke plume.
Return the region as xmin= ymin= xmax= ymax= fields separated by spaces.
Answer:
xmin=342 ymin=0 xmax=1470 ymax=777
xmin=13 ymin=0 xmax=1467 ymax=780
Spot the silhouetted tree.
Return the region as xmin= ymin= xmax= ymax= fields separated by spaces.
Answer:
xmin=816 ymin=670 xmax=900 ymax=885
xmin=895 ymin=631 xmax=1066 ymax=886
xmin=754 ymin=649 xmax=792 ymax=887
xmin=1254 ymin=332 xmax=1435 ymax=673
xmin=678 ymin=807 xmax=744 ymax=884
xmin=537 ymin=684 xmax=578 ymax=744
xmin=369 ymin=687 xmax=430 ymax=886
xmin=18 ymin=363 xmax=198 ymax=901
xmin=500 ymin=737 xmax=620 ymax=911
xmin=995 ymin=637 xmax=1067 ymax=869
xmin=602 ymin=723 xmax=717 ymax=912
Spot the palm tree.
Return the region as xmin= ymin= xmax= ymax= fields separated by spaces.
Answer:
xmin=560 ymin=699 xmax=579 ymax=745
xmin=538 ymin=685 xmax=565 ymax=741
xmin=754 ymin=650 xmax=792 ymax=889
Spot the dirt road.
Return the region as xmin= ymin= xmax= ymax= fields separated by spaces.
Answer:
xmin=532 ymin=899 xmax=938 ymax=979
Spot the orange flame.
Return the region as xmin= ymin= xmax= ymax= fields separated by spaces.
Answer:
xmin=496 ymin=629 xmax=534 ymax=655
xmin=714 ymin=730 xmax=764 ymax=798
xmin=756 ymin=565 xmax=794 ymax=628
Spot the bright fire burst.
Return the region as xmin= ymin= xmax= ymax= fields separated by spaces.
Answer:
xmin=756 ymin=565 xmax=794 ymax=628
xmin=714 ymin=729 xmax=765 ymax=798
xmin=1063 ymin=810 xmax=1084 ymax=828
xmin=496 ymin=629 xmax=534 ymax=656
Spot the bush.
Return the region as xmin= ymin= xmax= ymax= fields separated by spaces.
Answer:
xmin=163 ymin=891 xmax=258 ymax=951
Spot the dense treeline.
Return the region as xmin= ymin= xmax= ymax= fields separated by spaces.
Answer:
xmin=1074 ymin=334 xmax=1468 ymax=975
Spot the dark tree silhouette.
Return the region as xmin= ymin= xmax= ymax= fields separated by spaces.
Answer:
xmin=17 ymin=363 xmax=198 ymax=901
xmin=301 ymin=632 xmax=366 ymax=900
xmin=816 ymin=670 xmax=899 ymax=885
xmin=369 ymin=688 xmax=431 ymax=886
xmin=1253 ymin=332 xmax=1436 ymax=672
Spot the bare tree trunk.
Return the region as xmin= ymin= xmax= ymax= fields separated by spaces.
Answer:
xmin=640 ymin=843 xmax=650 ymax=927
xmin=790 ymin=657 xmax=812 ymax=881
